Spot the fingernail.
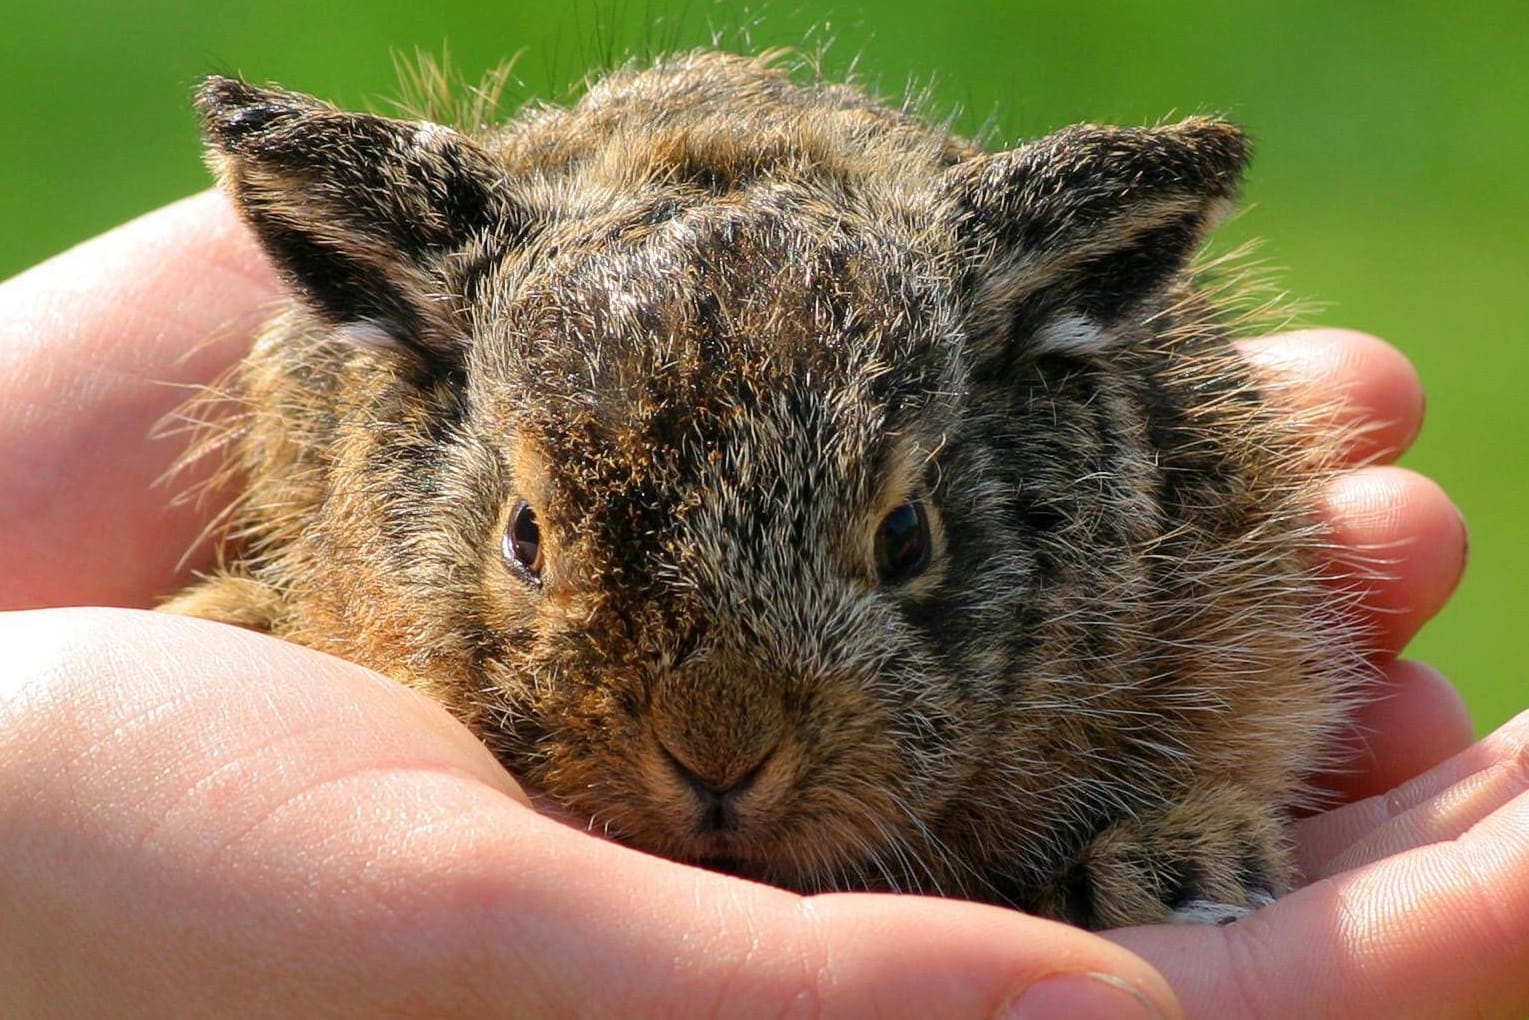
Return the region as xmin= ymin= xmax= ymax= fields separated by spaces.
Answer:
xmin=1458 ymin=507 xmax=1471 ymax=578
xmin=1002 ymin=972 xmax=1165 ymax=1020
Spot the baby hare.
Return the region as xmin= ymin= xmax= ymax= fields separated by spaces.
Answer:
xmin=166 ymin=51 xmax=1366 ymax=928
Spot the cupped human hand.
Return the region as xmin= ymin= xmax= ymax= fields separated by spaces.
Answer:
xmin=2 ymin=607 xmax=1187 ymax=1018
xmin=0 ymin=195 xmax=1505 ymax=1019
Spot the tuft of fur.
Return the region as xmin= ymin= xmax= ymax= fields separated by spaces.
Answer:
xmin=164 ymin=51 xmax=1370 ymax=929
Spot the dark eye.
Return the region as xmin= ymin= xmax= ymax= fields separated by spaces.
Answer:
xmin=502 ymin=501 xmax=543 ymax=582
xmin=875 ymin=501 xmax=931 ymax=584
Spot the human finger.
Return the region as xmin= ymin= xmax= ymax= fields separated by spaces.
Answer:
xmin=1318 ymin=465 xmax=1467 ymax=658
xmin=0 ymin=608 xmax=1181 ymax=1020
xmin=1239 ymin=328 xmax=1425 ymax=467
xmin=0 ymin=192 xmax=276 ymax=611
xmin=1293 ymin=468 xmax=1468 ymax=810
xmin=1297 ymin=470 xmax=1469 ymax=810
xmin=1298 ymin=705 xmax=1524 ymax=879
xmin=1306 ymin=659 xmax=1473 ymax=809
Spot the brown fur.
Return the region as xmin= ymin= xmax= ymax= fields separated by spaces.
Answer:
xmin=164 ymin=51 xmax=1368 ymax=928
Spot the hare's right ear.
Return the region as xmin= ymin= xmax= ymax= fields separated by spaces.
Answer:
xmin=196 ymin=76 xmax=519 ymax=368
xmin=939 ymin=118 xmax=1249 ymax=361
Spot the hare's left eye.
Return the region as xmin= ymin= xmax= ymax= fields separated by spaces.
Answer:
xmin=875 ymin=501 xmax=931 ymax=584
xmin=502 ymin=501 xmax=543 ymax=583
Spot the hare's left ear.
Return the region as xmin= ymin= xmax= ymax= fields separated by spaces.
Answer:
xmin=939 ymin=118 xmax=1249 ymax=359
xmin=196 ymin=76 xmax=518 ymax=368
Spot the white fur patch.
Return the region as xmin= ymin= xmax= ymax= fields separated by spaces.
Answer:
xmin=335 ymin=319 xmax=405 ymax=351
xmin=1166 ymin=890 xmax=1275 ymax=926
xmin=413 ymin=121 xmax=457 ymax=149
xmin=1031 ymin=312 xmax=1110 ymax=355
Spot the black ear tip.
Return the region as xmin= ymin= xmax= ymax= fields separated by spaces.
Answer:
xmin=1173 ymin=116 xmax=1251 ymax=148
xmin=1163 ymin=116 xmax=1253 ymax=185
xmin=194 ymin=75 xmax=311 ymax=150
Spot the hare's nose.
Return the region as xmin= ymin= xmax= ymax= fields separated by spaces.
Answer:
xmin=659 ymin=739 xmax=775 ymax=832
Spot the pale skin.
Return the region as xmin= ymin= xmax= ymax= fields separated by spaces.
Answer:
xmin=0 ymin=192 xmax=1515 ymax=1019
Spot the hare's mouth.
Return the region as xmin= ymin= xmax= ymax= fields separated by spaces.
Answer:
xmin=655 ymin=808 xmax=910 ymax=894
xmin=690 ymin=851 xmax=754 ymax=876
xmin=682 ymin=840 xmax=824 ymax=890
xmin=682 ymin=839 xmax=912 ymax=897
xmin=528 ymin=787 xmax=797 ymax=878
xmin=612 ymin=795 xmax=836 ymax=888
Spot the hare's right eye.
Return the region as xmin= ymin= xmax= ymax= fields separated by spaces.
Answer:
xmin=875 ymin=501 xmax=931 ymax=585
xmin=502 ymin=501 xmax=543 ymax=583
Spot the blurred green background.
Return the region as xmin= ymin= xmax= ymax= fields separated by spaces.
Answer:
xmin=4 ymin=2 xmax=1523 ymax=730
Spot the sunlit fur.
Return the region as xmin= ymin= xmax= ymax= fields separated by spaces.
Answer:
xmin=164 ymin=51 xmax=1369 ymax=928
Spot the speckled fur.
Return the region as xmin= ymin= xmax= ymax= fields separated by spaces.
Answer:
xmin=165 ymin=51 xmax=1368 ymax=928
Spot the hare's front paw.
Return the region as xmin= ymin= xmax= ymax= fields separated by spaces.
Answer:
xmin=1035 ymin=781 xmax=1291 ymax=929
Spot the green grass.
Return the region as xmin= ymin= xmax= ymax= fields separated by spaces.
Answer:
xmin=5 ymin=1 xmax=1523 ymax=730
